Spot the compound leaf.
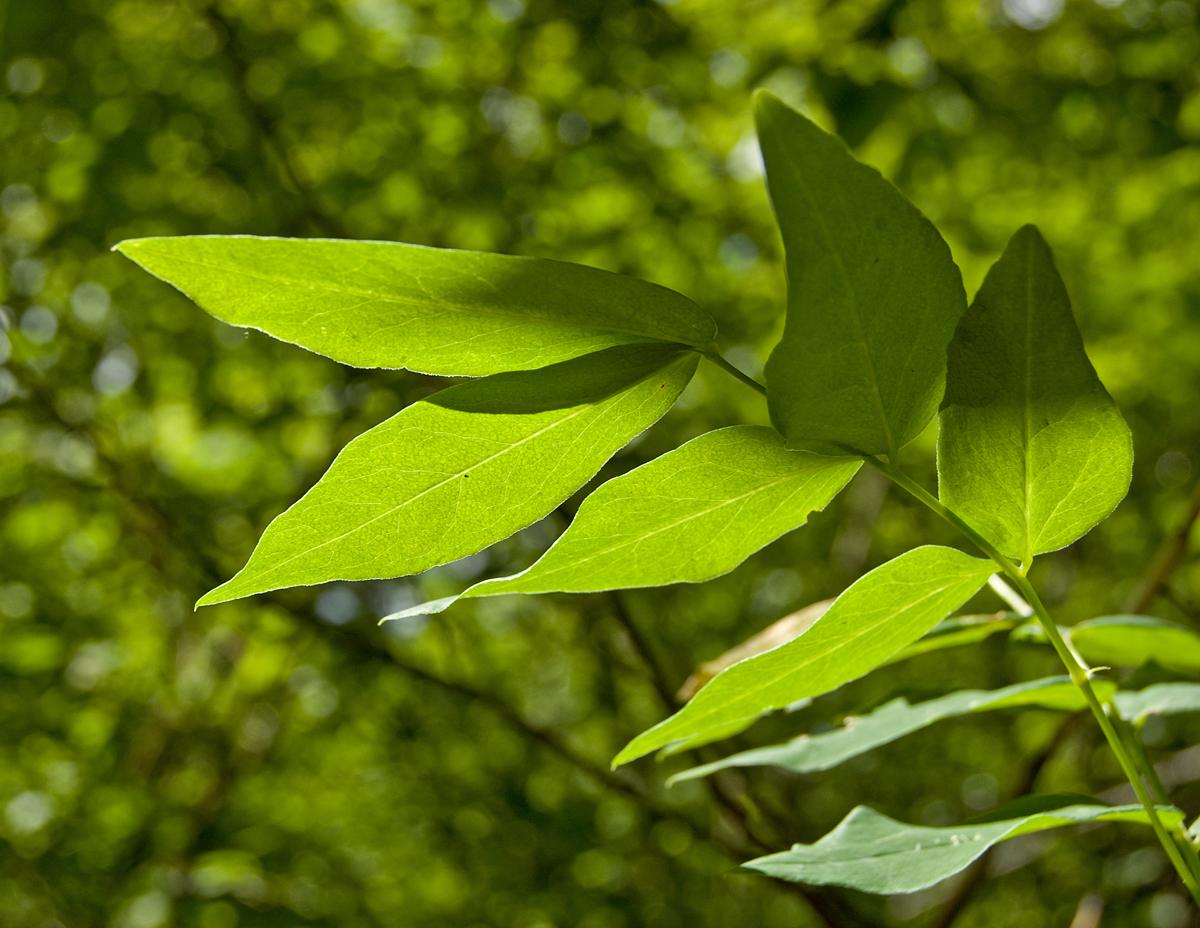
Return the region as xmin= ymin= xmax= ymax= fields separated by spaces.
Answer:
xmin=938 ymin=225 xmax=1133 ymax=563
xmin=744 ymin=799 xmax=1182 ymax=894
xmin=198 ymin=345 xmax=697 ymax=606
xmin=612 ymin=546 xmax=994 ymax=765
xmin=670 ymin=676 xmax=1113 ymax=782
xmin=757 ymin=92 xmax=966 ymax=457
xmin=116 ymin=236 xmax=717 ymax=376
xmin=388 ymin=427 xmax=859 ymax=618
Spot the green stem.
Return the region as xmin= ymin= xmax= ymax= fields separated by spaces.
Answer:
xmin=704 ymin=352 xmax=767 ymax=396
xmin=863 ymin=456 xmax=1200 ymax=903
xmin=1113 ymin=710 xmax=1200 ymax=877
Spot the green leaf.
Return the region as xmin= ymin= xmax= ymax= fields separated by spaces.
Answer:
xmin=115 ymin=236 xmax=717 ymax=376
xmin=197 ymin=345 xmax=698 ymax=606
xmin=1114 ymin=683 xmax=1200 ymax=724
xmin=744 ymin=798 xmax=1182 ymax=894
xmin=612 ymin=546 xmax=994 ymax=765
xmin=938 ymin=225 xmax=1133 ymax=563
xmin=1069 ymin=615 xmax=1200 ymax=674
xmin=756 ymin=92 xmax=967 ymax=457
xmin=883 ymin=613 xmax=1021 ymax=665
xmin=669 ymin=676 xmax=1112 ymax=783
xmin=387 ymin=427 xmax=859 ymax=618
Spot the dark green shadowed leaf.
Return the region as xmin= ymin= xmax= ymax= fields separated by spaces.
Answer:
xmin=756 ymin=92 xmax=967 ymax=457
xmin=385 ymin=427 xmax=859 ymax=618
xmin=612 ymin=546 xmax=994 ymax=765
xmin=938 ymin=225 xmax=1133 ymax=563
xmin=1069 ymin=615 xmax=1200 ymax=673
xmin=884 ymin=613 xmax=1021 ymax=665
xmin=1114 ymin=684 xmax=1200 ymax=723
xmin=744 ymin=799 xmax=1182 ymax=894
xmin=115 ymin=236 xmax=717 ymax=375
xmin=197 ymin=345 xmax=698 ymax=606
xmin=670 ymin=676 xmax=1113 ymax=782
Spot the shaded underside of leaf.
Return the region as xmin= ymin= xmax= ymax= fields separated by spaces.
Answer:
xmin=756 ymin=91 xmax=966 ymax=457
xmin=612 ymin=545 xmax=995 ymax=765
xmin=670 ymin=675 xmax=1111 ymax=782
xmin=1069 ymin=615 xmax=1200 ymax=673
xmin=938 ymin=225 xmax=1133 ymax=562
xmin=884 ymin=613 xmax=1021 ymax=665
xmin=1114 ymin=683 xmax=1200 ymax=723
xmin=198 ymin=345 xmax=698 ymax=605
xmin=744 ymin=800 xmax=1181 ymax=894
xmin=116 ymin=236 xmax=717 ymax=375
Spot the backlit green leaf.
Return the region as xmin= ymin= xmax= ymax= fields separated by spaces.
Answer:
xmin=116 ymin=236 xmax=717 ymax=376
xmin=756 ymin=92 xmax=967 ymax=457
xmin=938 ymin=225 xmax=1133 ymax=563
xmin=612 ymin=546 xmax=994 ymax=765
xmin=1069 ymin=615 xmax=1200 ymax=673
xmin=197 ymin=345 xmax=698 ymax=605
xmin=670 ymin=676 xmax=1111 ymax=782
xmin=744 ymin=798 xmax=1182 ymax=894
xmin=386 ymin=427 xmax=859 ymax=618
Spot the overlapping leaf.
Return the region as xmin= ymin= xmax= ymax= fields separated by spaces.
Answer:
xmin=756 ymin=92 xmax=967 ymax=457
xmin=744 ymin=798 xmax=1182 ymax=894
xmin=613 ymin=546 xmax=995 ymax=765
xmin=116 ymin=236 xmax=717 ymax=375
xmin=386 ymin=428 xmax=859 ymax=619
xmin=938 ymin=225 xmax=1133 ymax=563
xmin=884 ymin=613 xmax=1021 ymax=665
xmin=198 ymin=345 xmax=697 ymax=605
xmin=670 ymin=676 xmax=1111 ymax=782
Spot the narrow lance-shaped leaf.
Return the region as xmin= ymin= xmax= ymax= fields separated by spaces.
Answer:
xmin=198 ymin=345 xmax=698 ymax=606
xmin=385 ymin=428 xmax=859 ymax=619
xmin=670 ymin=675 xmax=1115 ymax=783
xmin=756 ymin=92 xmax=967 ymax=457
xmin=116 ymin=236 xmax=718 ymax=376
xmin=1069 ymin=615 xmax=1200 ymax=674
xmin=938 ymin=225 xmax=1133 ymax=563
xmin=612 ymin=546 xmax=995 ymax=765
xmin=744 ymin=798 xmax=1183 ymax=894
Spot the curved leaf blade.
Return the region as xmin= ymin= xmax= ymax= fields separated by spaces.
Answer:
xmin=744 ymin=800 xmax=1182 ymax=894
xmin=938 ymin=225 xmax=1133 ymax=562
xmin=116 ymin=236 xmax=718 ymax=376
xmin=757 ymin=92 xmax=967 ymax=457
xmin=1069 ymin=615 xmax=1200 ymax=673
xmin=198 ymin=345 xmax=698 ymax=605
xmin=612 ymin=546 xmax=995 ymax=765
xmin=1114 ymin=683 xmax=1200 ymax=724
xmin=670 ymin=676 xmax=1112 ymax=782
xmin=884 ymin=613 xmax=1020 ymax=665
xmin=398 ymin=428 xmax=858 ymax=614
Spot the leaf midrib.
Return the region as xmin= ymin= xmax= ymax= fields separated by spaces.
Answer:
xmin=778 ymin=148 xmax=897 ymax=456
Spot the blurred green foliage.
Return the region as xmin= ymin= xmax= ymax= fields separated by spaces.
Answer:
xmin=3 ymin=0 xmax=1200 ymax=926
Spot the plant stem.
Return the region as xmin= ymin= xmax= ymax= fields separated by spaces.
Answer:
xmin=862 ymin=456 xmax=1200 ymax=903
xmin=704 ymin=352 xmax=768 ymax=396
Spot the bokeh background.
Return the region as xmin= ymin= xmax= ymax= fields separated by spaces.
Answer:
xmin=4 ymin=0 xmax=1200 ymax=926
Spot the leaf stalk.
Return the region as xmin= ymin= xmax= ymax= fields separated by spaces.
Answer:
xmin=704 ymin=352 xmax=768 ymax=396
xmin=863 ymin=455 xmax=1200 ymax=903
